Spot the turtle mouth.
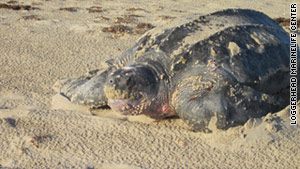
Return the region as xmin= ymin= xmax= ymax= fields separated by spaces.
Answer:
xmin=108 ymin=99 xmax=129 ymax=110
xmin=108 ymin=98 xmax=143 ymax=115
xmin=104 ymin=85 xmax=147 ymax=115
xmin=107 ymin=97 xmax=176 ymax=118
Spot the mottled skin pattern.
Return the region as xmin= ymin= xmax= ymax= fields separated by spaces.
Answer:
xmin=57 ymin=9 xmax=300 ymax=132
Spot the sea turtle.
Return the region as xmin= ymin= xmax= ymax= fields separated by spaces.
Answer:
xmin=55 ymin=9 xmax=299 ymax=132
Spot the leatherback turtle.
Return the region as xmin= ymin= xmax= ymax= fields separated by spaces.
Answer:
xmin=56 ymin=9 xmax=299 ymax=132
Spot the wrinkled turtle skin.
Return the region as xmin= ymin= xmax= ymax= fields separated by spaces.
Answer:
xmin=55 ymin=9 xmax=300 ymax=132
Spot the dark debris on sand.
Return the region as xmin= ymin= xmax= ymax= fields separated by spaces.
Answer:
xmin=0 ymin=3 xmax=40 ymax=10
xmin=87 ymin=6 xmax=106 ymax=13
xmin=102 ymin=22 xmax=154 ymax=35
xmin=274 ymin=17 xmax=300 ymax=28
xmin=102 ymin=25 xmax=132 ymax=34
xmin=134 ymin=23 xmax=154 ymax=34
xmin=59 ymin=7 xmax=79 ymax=12
xmin=6 ymin=0 xmax=17 ymax=4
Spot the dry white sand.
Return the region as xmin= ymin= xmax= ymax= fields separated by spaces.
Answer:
xmin=0 ymin=0 xmax=299 ymax=168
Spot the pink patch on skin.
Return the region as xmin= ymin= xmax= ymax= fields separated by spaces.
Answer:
xmin=122 ymin=66 xmax=134 ymax=70
xmin=162 ymin=105 xmax=169 ymax=112
xmin=160 ymin=104 xmax=176 ymax=117
xmin=187 ymin=97 xmax=196 ymax=103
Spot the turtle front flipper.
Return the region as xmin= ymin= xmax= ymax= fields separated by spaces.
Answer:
xmin=54 ymin=68 xmax=113 ymax=108
xmin=172 ymin=69 xmax=285 ymax=132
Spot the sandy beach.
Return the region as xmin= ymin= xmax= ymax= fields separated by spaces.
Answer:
xmin=0 ymin=0 xmax=299 ymax=168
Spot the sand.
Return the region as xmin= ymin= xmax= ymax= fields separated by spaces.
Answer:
xmin=0 ymin=0 xmax=299 ymax=168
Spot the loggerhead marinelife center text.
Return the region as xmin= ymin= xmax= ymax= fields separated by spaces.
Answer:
xmin=290 ymin=3 xmax=297 ymax=125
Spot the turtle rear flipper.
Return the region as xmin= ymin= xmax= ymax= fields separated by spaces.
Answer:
xmin=53 ymin=68 xmax=112 ymax=108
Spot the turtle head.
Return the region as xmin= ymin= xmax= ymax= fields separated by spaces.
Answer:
xmin=104 ymin=65 xmax=174 ymax=117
